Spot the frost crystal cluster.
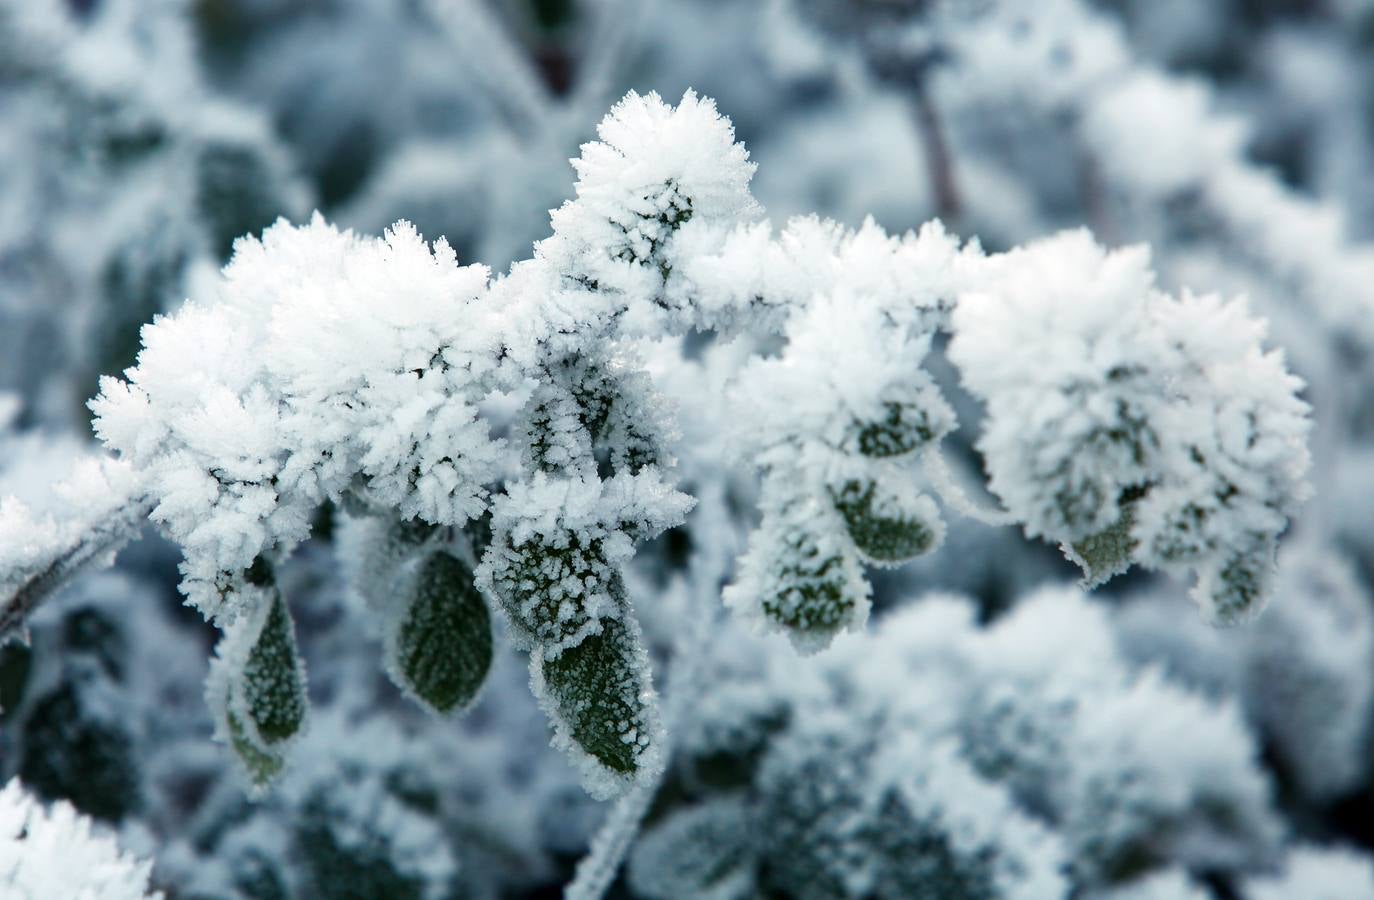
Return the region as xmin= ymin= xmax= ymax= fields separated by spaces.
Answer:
xmin=0 ymin=777 xmax=161 ymax=899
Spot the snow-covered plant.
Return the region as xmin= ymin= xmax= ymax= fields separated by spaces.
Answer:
xmin=0 ymin=83 xmax=1312 ymax=820
xmin=0 ymin=777 xmax=161 ymax=899
xmin=633 ymin=587 xmax=1292 ymax=898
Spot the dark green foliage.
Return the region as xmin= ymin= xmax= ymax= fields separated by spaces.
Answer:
xmin=0 ymin=641 xmax=30 ymax=720
xmin=759 ymin=730 xmax=1002 ymax=900
xmin=230 ymin=845 xmax=292 ymax=900
xmin=488 ymin=533 xmax=613 ymax=647
xmin=95 ymin=228 xmax=188 ymax=384
xmin=855 ymin=400 xmax=939 ymax=458
xmin=393 ymin=552 xmax=492 ymax=714
xmin=196 ymin=141 xmax=288 ymax=260
xmin=542 ymin=617 xmax=647 ymax=775
xmin=831 ymin=480 xmax=938 ymax=563
xmin=63 ymin=606 xmax=127 ymax=681
xmin=758 ymin=730 xmax=870 ymax=900
xmin=761 ymin=529 xmax=857 ymax=640
xmin=227 ymin=710 xmax=284 ymax=787
xmin=19 ymin=679 xmax=140 ymax=821
xmin=241 ymin=591 xmax=306 ymax=744
xmin=1065 ymin=500 xmax=1138 ymax=588
xmin=296 ymin=791 xmax=429 ymax=900
xmin=865 ymin=793 xmax=999 ymax=900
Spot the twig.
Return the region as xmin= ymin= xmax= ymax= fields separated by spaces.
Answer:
xmin=911 ymin=82 xmax=962 ymax=226
xmin=424 ymin=0 xmax=552 ymax=138
xmin=0 ymin=496 xmax=153 ymax=641
xmin=923 ymin=447 xmax=1016 ymax=527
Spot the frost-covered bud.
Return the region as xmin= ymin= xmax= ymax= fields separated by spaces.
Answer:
xmin=830 ymin=477 xmax=944 ymax=565
xmin=1132 ymin=292 xmax=1311 ymax=624
xmin=521 ymin=352 xmax=673 ymax=479
xmin=950 ymin=233 xmax=1167 ymax=544
xmin=677 ymin=216 xmax=980 ymax=336
xmin=206 ymin=571 xmax=308 ymax=787
xmin=725 ymin=493 xmax=872 ymax=655
xmin=538 ymin=89 xmax=760 ymax=333
xmin=724 ymin=270 xmax=957 ymax=650
xmin=89 ymin=215 xmax=501 ymax=622
xmin=384 ymin=551 xmax=492 ymax=716
xmin=531 ymin=614 xmax=664 ymax=797
xmin=521 ymin=380 xmax=599 ymax=476
xmin=950 ymin=232 xmax=1310 ymax=619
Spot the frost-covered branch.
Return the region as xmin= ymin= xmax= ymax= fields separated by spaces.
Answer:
xmin=0 ymin=89 xmax=1311 ymax=803
xmin=0 ymin=459 xmax=150 ymax=644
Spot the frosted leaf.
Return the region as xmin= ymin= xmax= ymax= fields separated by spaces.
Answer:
xmin=384 ymin=550 xmax=493 ymax=715
xmin=531 ymin=614 xmax=664 ymax=799
xmin=627 ymin=797 xmax=757 ymax=900
xmin=206 ymin=574 xmax=308 ymax=786
xmin=483 ymin=526 xmax=621 ymax=653
xmin=831 ymin=477 xmax=944 ymax=566
xmin=0 ymin=778 xmax=162 ymax=900
xmin=725 ymin=496 xmax=872 ymax=654
xmin=1062 ymin=494 xmax=1140 ymax=589
xmin=479 ymin=469 xmax=690 ymax=653
xmin=1133 ymin=291 xmax=1311 ymax=624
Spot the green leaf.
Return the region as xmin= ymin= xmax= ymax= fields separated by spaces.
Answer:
xmin=227 ymin=709 xmax=284 ymax=788
xmin=853 ymin=392 xmax=951 ymax=459
xmin=1063 ymin=501 xmax=1138 ymax=589
xmin=485 ymin=531 xmax=614 ymax=648
xmin=831 ymin=479 xmax=942 ymax=565
xmin=390 ymin=551 xmax=492 ymax=714
xmin=758 ymin=523 xmax=867 ymax=651
xmin=241 ymin=590 xmax=307 ymax=745
xmin=540 ymin=616 xmax=652 ymax=777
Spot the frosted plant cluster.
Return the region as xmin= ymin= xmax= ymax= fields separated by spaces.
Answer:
xmin=4 ymin=0 xmax=1374 ymax=897
xmin=634 ymin=586 xmax=1368 ymax=899
xmin=0 ymin=777 xmax=161 ymax=899
xmin=0 ymin=88 xmax=1313 ymax=805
